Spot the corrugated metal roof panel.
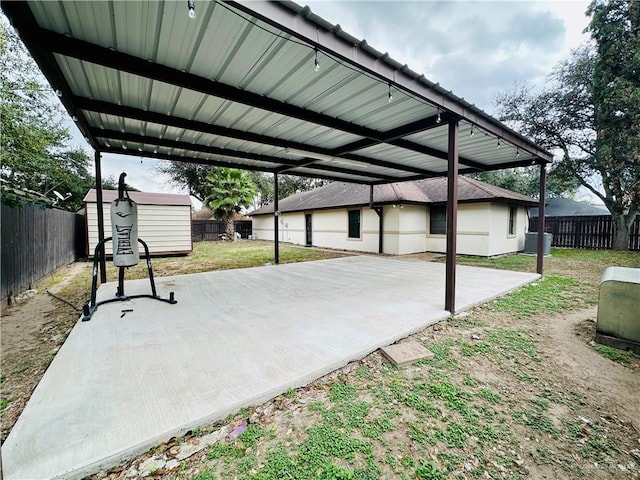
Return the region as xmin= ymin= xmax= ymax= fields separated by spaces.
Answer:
xmin=8 ymin=0 xmax=552 ymax=187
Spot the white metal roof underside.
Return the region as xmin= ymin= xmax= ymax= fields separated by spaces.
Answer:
xmin=3 ymin=0 xmax=552 ymax=185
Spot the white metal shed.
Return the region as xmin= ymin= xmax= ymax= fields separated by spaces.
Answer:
xmin=84 ymin=190 xmax=193 ymax=257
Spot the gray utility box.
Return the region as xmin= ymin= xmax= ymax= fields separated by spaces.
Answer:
xmin=596 ymin=267 xmax=640 ymax=354
xmin=524 ymin=232 xmax=552 ymax=255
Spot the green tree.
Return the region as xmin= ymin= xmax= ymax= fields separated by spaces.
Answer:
xmin=155 ymin=161 xmax=217 ymax=202
xmin=204 ymin=168 xmax=256 ymax=240
xmin=587 ymin=0 xmax=640 ymax=250
xmin=496 ymin=33 xmax=638 ymax=249
xmin=0 ymin=20 xmax=93 ymax=212
xmin=468 ymin=167 xmax=579 ymax=199
xmin=248 ymin=171 xmax=329 ymax=208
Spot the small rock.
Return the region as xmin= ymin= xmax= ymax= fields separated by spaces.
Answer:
xmin=165 ymin=459 xmax=180 ymax=471
xmin=94 ymin=470 xmax=108 ymax=479
xmin=125 ymin=469 xmax=140 ymax=479
xmin=471 ymin=334 xmax=481 ymax=341
xmin=455 ymin=312 xmax=470 ymax=319
xmin=51 ymin=333 xmax=65 ymax=345
xmin=618 ymin=464 xmax=627 ymax=472
xmin=464 ymin=462 xmax=473 ymax=471
xmin=139 ymin=456 xmax=166 ymax=475
xmin=50 ymin=346 xmax=60 ymax=355
xmin=579 ymin=416 xmax=592 ymax=425
xmin=176 ymin=444 xmax=202 ymax=461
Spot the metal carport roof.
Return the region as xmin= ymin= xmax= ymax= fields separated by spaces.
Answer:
xmin=1 ymin=0 xmax=550 ymax=312
xmin=2 ymin=0 xmax=551 ymax=185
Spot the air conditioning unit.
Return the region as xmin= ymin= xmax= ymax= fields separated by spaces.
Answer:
xmin=524 ymin=232 xmax=552 ymax=255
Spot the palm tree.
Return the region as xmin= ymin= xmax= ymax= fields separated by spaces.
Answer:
xmin=204 ymin=168 xmax=256 ymax=241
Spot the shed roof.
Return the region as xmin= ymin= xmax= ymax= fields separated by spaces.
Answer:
xmin=249 ymin=176 xmax=537 ymax=215
xmin=529 ymin=198 xmax=609 ymax=217
xmin=2 ymin=1 xmax=552 ymax=186
xmin=84 ymin=189 xmax=192 ymax=207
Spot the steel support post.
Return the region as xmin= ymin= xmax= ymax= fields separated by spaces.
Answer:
xmin=445 ymin=120 xmax=459 ymax=314
xmin=273 ymin=172 xmax=280 ymax=265
xmin=537 ymin=164 xmax=547 ymax=275
xmin=94 ymin=151 xmax=107 ymax=283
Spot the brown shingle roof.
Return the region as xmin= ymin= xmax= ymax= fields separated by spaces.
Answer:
xmin=249 ymin=177 xmax=536 ymax=216
xmin=83 ymin=189 xmax=192 ymax=207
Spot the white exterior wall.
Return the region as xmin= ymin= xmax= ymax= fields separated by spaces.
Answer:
xmin=86 ymin=203 xmax=192 ymax=256
xmin=393 ymin=205 xmax=428 ymax=255
xmin=381 ymin=206 xmax=399 ymax=254
xmin=313 ymin=208 xmax=379 ymax=253
xmin=252 ymin=202 xmax=529 ymax=257
xmin=486 ymin=204 xmax=528 ymax=256
xmin=455 ymin=203 xmax=491 ymax=256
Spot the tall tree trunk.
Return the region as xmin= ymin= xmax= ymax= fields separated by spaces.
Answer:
xmin=611 ymin=213 xmax=633 ymax=251
xmin=225 ymin=216 xmax=236 ymax=242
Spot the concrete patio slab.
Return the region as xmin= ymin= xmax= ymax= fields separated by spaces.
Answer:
xmin=2 ymin=256 xmax=539 ymax=479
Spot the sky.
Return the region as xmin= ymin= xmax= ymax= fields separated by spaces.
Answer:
xmin=62 ymin=0 xmax=593 ymax=206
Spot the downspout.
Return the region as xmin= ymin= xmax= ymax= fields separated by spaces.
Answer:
xmin=445 ymin=120 xmax=459 ymax=314
xmin=536 ymin=164 xmax=547 ymax=275
xmin=94 ymin=151 xmax=106 ymax=283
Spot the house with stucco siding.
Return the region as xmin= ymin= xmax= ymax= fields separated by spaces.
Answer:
xmin=249 ymin=177 xmax=537 ymax=257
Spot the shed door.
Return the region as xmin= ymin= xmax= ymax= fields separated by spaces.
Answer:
xmin=305 ymin=214 xmax=312 ymax=246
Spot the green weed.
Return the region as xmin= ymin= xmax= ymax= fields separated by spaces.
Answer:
xmin=593 ymin=344 xmax=638 ymax=365
xmin=488 ymin=276 xmax=582 ymax=318
xmin=476 ymin=387 xmax=502 ymax=404
xmin=329 ymin=381 xmax=358 ymax=403
xmin=415 ymin=459 xmax=444 ymax=479
xmin=511 ymin=409 xmax=559 ymax=438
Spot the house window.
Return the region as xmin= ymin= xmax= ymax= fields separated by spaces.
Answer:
xmin=348 ymin=210 xmax=361 ymax=239
xmin=508 ymin=206 xmax=516 ymax=235
xmin=429 ymin=206 xmax=446 ymax=235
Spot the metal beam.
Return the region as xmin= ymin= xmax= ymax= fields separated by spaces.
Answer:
xmin=101 ymin=147 xmax=378 ymax=185
xmin=96 ymin=130 xmax=393 ymax=181
xmin=95 ymin=129 xmax=293 ymax=167
xmin=41 ymin=29 xmax=385 ymax=141
xmin=537 ymin=165 xmax=547 ymax=275
xmin=79 ymin=97 xmax=436 ymax=177
xmin=230 ymin=1 xmax=553 ymax=162
xmin=445 ymin=120 xmax=459 ymax=314
xmin=331 ymin=112 xmax=455 ymax=155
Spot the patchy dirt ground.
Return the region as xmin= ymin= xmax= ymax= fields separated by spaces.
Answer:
xmin=1 ymin=262 xmax=89 ymax=442
xmin=2 ymin=252 xmax=639 ymax=480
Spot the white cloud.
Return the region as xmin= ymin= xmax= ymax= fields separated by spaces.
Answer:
xmin=305 ymin=0 xmax=590 ymax=111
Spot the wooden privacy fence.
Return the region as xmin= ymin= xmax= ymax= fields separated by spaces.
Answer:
xmin=192 ymin=220 xmax=253 ymax=242
xmin=1 ymin=203 xmax=86 ymax=303
xmin=529 ymin=215 xmax=640 ymax=251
